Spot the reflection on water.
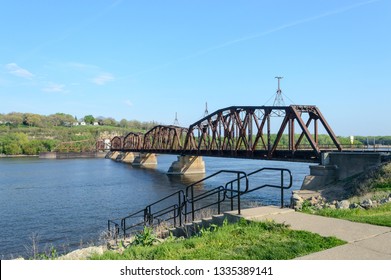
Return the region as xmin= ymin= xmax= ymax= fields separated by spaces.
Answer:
xmin=0 ymin=155 xmax=313 ymax=259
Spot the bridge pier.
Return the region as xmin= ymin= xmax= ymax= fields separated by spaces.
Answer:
xmin=167 ymin=155 xmax=206 ymax=175
xmin=132 ymin=153 xmax=158 ymax=167
xmin=301 ymin=152 xmax=382 ymax=190
xmin=108 ymin=151 xmax=121 ymax=160
xmin=122 ymin=152 xmax=137 ymax=163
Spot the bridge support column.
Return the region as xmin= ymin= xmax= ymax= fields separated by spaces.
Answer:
xmin=109 ymin=151 xmax=121 ymax=160
xmin=122 ymin=152 xmax=138 ymax=163
xmin=132 ymin=153 xmax=157 ymax=167
xmin=167 ymin=156 xmax=205 ymax=175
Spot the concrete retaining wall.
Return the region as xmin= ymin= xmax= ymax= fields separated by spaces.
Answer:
xmin=302 ymin=152 xmax=382 ymax=191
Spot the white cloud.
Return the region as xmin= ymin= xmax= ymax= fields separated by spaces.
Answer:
xmin=125 ymin=100 xmax=133 ymax=107
xmin=92 ymin=73 xmax=114 ymax=85
xmin=43 ymin=83 xmax=65 ymax=93
xmin=5 ymin=63 xmax=34 ymax=79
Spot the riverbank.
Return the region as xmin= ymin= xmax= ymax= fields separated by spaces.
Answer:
xmin=39 ymin=151 xmax=107 ymax=159
xmin=0 ymin=154 xmax=39 ymax=158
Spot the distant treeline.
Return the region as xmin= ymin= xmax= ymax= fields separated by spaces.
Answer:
xmin=0 ymin=112 xmax=158 ymax=130
xmin=0 ymin=112 xmax=158 ymax=155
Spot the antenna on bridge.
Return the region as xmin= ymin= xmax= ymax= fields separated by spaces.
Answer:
xmin=204 ymin=102 xmax=209 ymax=117
xmin=273 ymin=76 xmax=285 ymax=107
xmin=173 ymin=112 xmax=180 ymax=126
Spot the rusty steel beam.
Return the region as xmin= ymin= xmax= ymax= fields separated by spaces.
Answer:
xmin=123 ymin=132 xmax=143 ymax=150
xmin=112 ymin=105 xmax=342 ymax=162
xmin=111 ymin=136 xmax=124 ymax=150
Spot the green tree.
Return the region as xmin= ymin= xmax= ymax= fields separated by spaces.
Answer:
xmin=23 ymin=113 xmax=43 ymax=127
xmin=47 ymin=113 xmax=75 ymax=127
xmin=102 ymin=117 xmax=117 ymax=126
xmin=119 ymin=119 xmax=129 ymax=128
xmin=4 ymin=112 xmax=24 ymax=126
xmin=84 ymin=115 xmax=95 ymax=124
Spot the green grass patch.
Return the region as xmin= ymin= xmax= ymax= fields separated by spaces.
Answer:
xmin=91 ymin=219 xmax=345 ymax=260
xmin=303 ymin=203 xmax=391 ymax=227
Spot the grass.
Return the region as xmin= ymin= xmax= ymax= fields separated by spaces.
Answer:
xmin=91 ymin=219 xmax=345 ymax=260
xmin=345 ymin=163 xmax=391 ymax=196
xmin=302 ymin=202 xmax=391 ymax=227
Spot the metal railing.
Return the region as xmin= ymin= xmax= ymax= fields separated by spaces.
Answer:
xmin=225 ymin=168 xmax=292 ymax=209
xmin=183 ymin=170 xmax=248 ymax=222
xmin=107 ymin=167 xmax=292 ymax=241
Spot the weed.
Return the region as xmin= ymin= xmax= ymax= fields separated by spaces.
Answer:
xmin=132 ymin=226 xmax=159 ymax=247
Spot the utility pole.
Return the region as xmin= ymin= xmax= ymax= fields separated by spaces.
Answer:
xmin=173 ymin=112 xmax=180 ymax=126
xmin=204 ymin=102 xmax=209 ymax=117
xmin=273 ymin=76 xmax=285 ymax=107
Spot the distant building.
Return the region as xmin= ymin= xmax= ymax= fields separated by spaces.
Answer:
xmin=80 ymin=122 xmax=86 ymax=126
xmin=93 ymin=122 xmax=99 ymax=126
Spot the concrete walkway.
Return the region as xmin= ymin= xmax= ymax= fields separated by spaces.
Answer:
xmin=225 ymin=206 xmax=391 ymax=260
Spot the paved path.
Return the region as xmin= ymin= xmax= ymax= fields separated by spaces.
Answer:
xmin=225 ymin=206 xmax=391 ymax=260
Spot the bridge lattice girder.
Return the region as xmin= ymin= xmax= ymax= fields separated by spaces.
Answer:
xmin=123 ymin=132 xmax=143 ymax=150
xmin=144 ymin=125 xmax=188 ymax=152
xmin=111 ymin=105 xmax=342 ymax=161
xmin=111 ymin=136 xmax=124 ymax=150
xmin=183 ymin=105 xmax=341 ymax=158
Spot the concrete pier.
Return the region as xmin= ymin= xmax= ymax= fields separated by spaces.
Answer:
xmin=132 ymin=153 xmax=157 ymax=167
xmin=122 ymin=152 xmax=137 ymax=163
xmin=167 ymin=155 xmax=205 ymax=175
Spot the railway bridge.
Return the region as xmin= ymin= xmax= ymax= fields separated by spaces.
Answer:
xmin=109 ymin=105 xmax=348 ymax=173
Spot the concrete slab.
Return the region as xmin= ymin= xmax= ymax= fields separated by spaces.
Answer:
xmin=252 ymin=211 xmax=391 ymax=243
xmin=353 ymin=232 xmax=391 ymax=256
xmin=227 ymin=206 xmax=391 ymax=260
xmin=225 ymin=206 xmax=294 ymax=219
xmin=296 ymin=243 xmax=391 ymax=260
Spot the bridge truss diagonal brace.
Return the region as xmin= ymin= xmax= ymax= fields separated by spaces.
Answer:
xmin=290 ymin=107 xmax=321 ymax=156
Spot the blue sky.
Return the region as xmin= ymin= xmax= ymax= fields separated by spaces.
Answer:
xmin=0 ymin=0 xmax=390 ymax=136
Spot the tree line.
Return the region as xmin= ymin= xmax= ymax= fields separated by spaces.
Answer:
xmin=0 ymin=112 xmax=158 ymax=130
xmin=0 ymin=112 xmax=158 ymax=155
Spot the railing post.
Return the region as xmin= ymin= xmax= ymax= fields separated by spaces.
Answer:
xmin=184 ymin=198 xmax=188 ymax=223
xmin=218 ymin=190 xmax=221 ymax=214
xmin=115 ymin=224 xmax=119 ymax=244
xmin=237 ymin=173 xmax=241 ymax=215
xmin=178 ymin=191 xmax=182 ymax=227
xmin=123 ymin=219 xmax=126 ymax=238
xmin=191 ymin=186 xmax=195 ymax=222
xmin=280 ymin=170 xmax=284 ymax=208
xmin=144 ymin=208 xmax=148 ymax=226
xmin=230 ymin=183 xmax=234 ymax=211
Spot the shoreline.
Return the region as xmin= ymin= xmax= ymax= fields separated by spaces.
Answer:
xmin=0 ymin=154 xmax=39 ymax=158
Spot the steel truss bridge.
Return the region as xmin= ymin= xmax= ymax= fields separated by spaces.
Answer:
xmin=110 ymin=105 xmax=342 ymax=162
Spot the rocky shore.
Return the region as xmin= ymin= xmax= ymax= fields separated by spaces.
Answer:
xmin=291 ymin=190 xmax=391 ymax=211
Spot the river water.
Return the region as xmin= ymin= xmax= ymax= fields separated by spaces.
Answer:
xmin=0 ymin=155 xmax=313 ymax=259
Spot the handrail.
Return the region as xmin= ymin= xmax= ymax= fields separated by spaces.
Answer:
xmin=184 ymin=185 xmax=226 ymax=222
xmin=121 ymin=209 xmax=146 ymax=238
xmin=115 ymin=190 xmax=185 ymax=238
xmin=185 ymin=170 xmax=248 ymax=221
xmin=246 ymin=168 xmax=292 ymax=208
xmin=225 ymin=168 xmax=292 ymax=208
xmin=145 ymin=190 xmax=185 ymax=227
xmin=107 ymin=167 xmax=293 ymax=241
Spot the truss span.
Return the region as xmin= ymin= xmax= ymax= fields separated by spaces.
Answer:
xmin=111 ymin=105 xmax=342 ymax=162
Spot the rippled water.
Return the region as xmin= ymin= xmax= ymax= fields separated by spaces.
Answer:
xmin=0 ymin=155 xmax=313 ymax=259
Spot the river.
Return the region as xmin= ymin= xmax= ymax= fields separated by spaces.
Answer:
xmin=0 ymin=155 xmax=313 ymax=259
